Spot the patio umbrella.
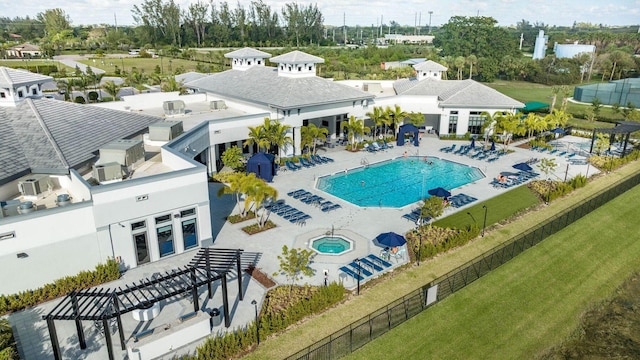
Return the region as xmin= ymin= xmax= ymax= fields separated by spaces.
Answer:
xmin=512 ymin=163 xmax=533 ymax=172
xmin=550 ymin=127 xmax=565 ymax=135
xmin=428 ymin=187 xmax=451 ymax=198
xmin=375 ymin=232 xmax=407 ymax=247
xmin=470 ymin=138 xmax=476 ymax=148
xmin=490 ymin=140 xmax=496 ymax=151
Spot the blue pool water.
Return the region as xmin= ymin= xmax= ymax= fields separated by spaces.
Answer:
xmin=311 ymin=236 xmax=352 ymax=254
xmin=316 ymin=157 xmax=484 ymax=208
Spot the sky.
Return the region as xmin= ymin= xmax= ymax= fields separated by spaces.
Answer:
xmin=1 ymin=0 xmax=638 ymax=28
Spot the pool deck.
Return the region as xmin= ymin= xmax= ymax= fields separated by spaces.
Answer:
xmin=8 ymin=134 xmax=597 ymax=360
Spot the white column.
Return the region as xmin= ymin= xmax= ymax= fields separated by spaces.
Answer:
xmin=294 ymin=126 xmax=302 ymax=156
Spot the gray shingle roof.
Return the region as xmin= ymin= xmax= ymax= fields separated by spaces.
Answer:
xmin=413 ymin=60 xmax=448 ymax=72
xmin=224 ymin=47 xmax=272 ymax=59
xmin=0 ymin=99 xmax=162 ymax=185
xmin=175 ymin=72 xmax=208 ymax=84
xmin=394 ymin=78 xmax=524 ymax=108
xmin=186 ymin=66 xmax=372 ymax=108
xmin=0 ymin=66 xmax=53 ymax=88
xmin=270 ymin=51 xmax=324 ymax=64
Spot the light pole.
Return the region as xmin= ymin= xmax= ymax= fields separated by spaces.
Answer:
xmin=467 ymin=211 xmax=477 ymax=226
xmin=482 ymin=205 xmax=488 ymax=237
xmin=546 ymin=178 xmax=552 ymax=204
xmin=354 ymin=258 xmax=361 ymax=295
xmin=251 ymin=300 xmax=260 ymax=344
xmin=428 ymin=11 xmax=433 ymax=34
xmin=416 ymin=226 xmax=423 ymax=266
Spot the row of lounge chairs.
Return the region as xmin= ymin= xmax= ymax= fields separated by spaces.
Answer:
xmin=340 ymin=254 xmax=393 ymax=281
xmin=440 ymin=144 xmax=507 ymax=162
xmin=490 ymin=171 xmax=539 ymax=189
xmin=530 ymin=146 xmax=577 ymax=158
xmin=448 ymin=194 xmax=478 ymax=208
xmin=263 ymin=200 xmax=311 ymax=224
xmin=364 ymin=141 xmax=394 ymax=153
xmin=287 ymin=189 xmax=342 ymax=212
xmin=284 ymin=154 xmax=334 ymax=171
xmin=402 ymin=208 xmax=431 ymax=224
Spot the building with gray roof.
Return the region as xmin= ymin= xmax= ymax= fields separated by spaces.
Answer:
xmin=0 ymin=66 xmax=53 ymax=106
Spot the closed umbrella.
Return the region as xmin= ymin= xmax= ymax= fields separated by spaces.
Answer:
xmin=375 ymin=232 xmax=407 ymax=247
xmin=428 ymin=187 xmax=451 ymax=198
xmin=490 ymin=140 xmax=496 ymax=151
xmin=470 ymin=138 xmax=476 ymax=148
xmin=513 ymin=163 xmax=533 ymax=172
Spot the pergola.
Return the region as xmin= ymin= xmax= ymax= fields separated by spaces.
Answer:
xmin=590 ymin=121 xmax=640 ymax=157
xmin=43 ymin=248 xmax=244 ymax=360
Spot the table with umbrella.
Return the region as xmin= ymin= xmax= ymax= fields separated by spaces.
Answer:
xmin=374 ymin=232 xmax=407 ymax=262
xmin=512 ymin=163 xmax=533 ymax=172
xmin=427 ymin=187 xmax=451 ymax=198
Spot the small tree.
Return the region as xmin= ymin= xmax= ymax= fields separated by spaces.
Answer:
xmin=274 ymin=245 xmax=316 ymax=290
xmin=537 ymin=157 xmax=558 ymax=203
xmin=221 ymin=146 xmax=245 ymax=172
xmin=420 ymin=196 xmax=445 ymax=225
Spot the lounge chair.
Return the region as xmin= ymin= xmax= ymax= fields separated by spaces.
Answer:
xmin=359 ymin=257 xmax=384 ymax=272
xmin=348 ymin=261 xmax=372 ymax=277
xmin=287 ymin=189 xmax=305 ymax=197
xmin=367 ymin=254 xmax=392 ymax=268
xmin=339 ymin=266 xmax=364 ymax=281
xmin=285 ymin=161 xmax=299 ymax=171
xmin=299 ymin=158 xmax=314 ymax=167
xmin=292 ymin=191 xmax=311 ymax=199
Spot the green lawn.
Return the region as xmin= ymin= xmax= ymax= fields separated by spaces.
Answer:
xmin=348 ymin=184 xmax=640 ymax=359
xmin=0 ymin=60 xmax=75 ymax=73
xmin=433 ymin=186 xmax=540 ymax=230
xmin=78 ymin=57 xmax=204 ymax=75
xmin=242 ymin=160 xmax=640 ymax=359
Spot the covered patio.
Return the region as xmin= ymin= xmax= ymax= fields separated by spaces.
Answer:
xmin=589 ymin=121 xmax=640 ymax=157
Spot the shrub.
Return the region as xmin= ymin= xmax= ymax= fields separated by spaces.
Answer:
xmin=406 ymin=225 xmax=480 ymax=263
xmin=0 ymin=260 xmax=120 ymax=316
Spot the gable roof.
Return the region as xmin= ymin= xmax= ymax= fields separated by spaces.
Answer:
xmin=414 ymin=60 xmax=448 ymax=72
xmin=224 ymin=47 xmax=271 ymax=59
xmin=394 ymin=78 xmax=523 ymax=108
xmin=175 ymin=71 xmax=208 ymax=84
xmin=186 ymin=66 xmax=372 ymax=109
xmin=10 ymin=43 xmax=40 ymax=51
xmin=0 ymin=67 xmax=53 ymax=87
xmin=0 ymin=99 xmax=162 ymax=185
xmin=270 ymin=51 xmax=324 ymax=64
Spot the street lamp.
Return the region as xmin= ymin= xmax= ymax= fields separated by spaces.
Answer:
xmin=354 ymin=258 xmax=361 ymax=295
xmin=546 ymin=178 xmax=552 ymax=204
xmin=251 ymin=300 xmax=260 ymax=344
xmin=482 ymin=205 xmax=488 ymax=237
xmin=416 ymin=226 xmax=423 ymax=266
xmin=428 ymin=11 xmax=433 ymax=34
xmin=467 ymin=211 xmax=477 ymax=225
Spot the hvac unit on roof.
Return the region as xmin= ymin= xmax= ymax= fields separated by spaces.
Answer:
xmin=210 ymin=100 xmax=227 ymax=110
xmin=163 ymin=100 xmax=186 ymax=116
xmin=18 ymin=175 xmax=51 ymax=197
xmin=92 ymin=162 xmax=124 ymax=183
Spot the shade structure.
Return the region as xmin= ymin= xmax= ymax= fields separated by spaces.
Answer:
xmin=396 ymin=124 xmax=420 ymax=147
xmin=246 ymin=152 xmax=275 ymax=182
xmin=428 ymin=187 xmax=451 ymax=198
xmin=490 ymin=140 xmax=496 ymax=151
xmin=550 ymin=127 xmax=566 ymax=134
xmin=375 ymin=232 xmax=407 ymax=247
xmin=470 ymin=138 xmax=476 ymax=148
xmin=513 ymin=162 xmax=533 ymax=172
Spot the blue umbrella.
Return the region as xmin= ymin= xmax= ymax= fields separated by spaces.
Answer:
xmin=490 ymin=140 xmax=496 ymax=151
xmin=470 ymin=138 xmax=476 ymax=148
xmin=375 ymin=232 xmax=407 ymax=247
xmin=550 ymin=127 xmax=565 ymax=134
xmin=428 ymin=187 xmax=451 ymax=198
xmin=513 ymin=163 xmax=533 ymax=172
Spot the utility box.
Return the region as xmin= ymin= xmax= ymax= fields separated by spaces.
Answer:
xmin=149 ymin=121 xmax=184 ymax=141
xmin=98 ymin=139 xmax=145 ymax=167
xmin=92 ymin=162 xmax=124 ymax=183
xmin=163 ymin=100 xmax=185 ymax=116
xmin=210 ymin=100 xmax=227 ymax=110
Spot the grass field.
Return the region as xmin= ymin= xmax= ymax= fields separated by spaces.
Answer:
xmin=242 ymin=160 xmax=640 ymax=359
xmin=433 ymin=186 xmax=540 ymax=229
xmin=348 ymin=182 xmax=640 ymax=359
xmin=78 ymin=57 xmax=203 ymax=75
xmin=0 ymin=60 xmax=75 ymax=73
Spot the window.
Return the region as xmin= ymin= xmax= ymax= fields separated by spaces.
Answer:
xmin=131 ymin=221 xmax=149 ymax=265
xmin=308 ymin=66 xmax=312 ymax=71
xmin=180 ymin=208 xmax=196 ymax=217
xmin=182 ymin=218 xmax=198 ymax=250
xmin=18 ymin=91 xmax=23 ymax=98
xmin=131 ymin=221 xmax=146 ymax=231
xmin=32 ymin=88 xmax=37 ymax=95
xmin=248 ymin=61 xmax=251 ymax=65
xmin=155 ymin=214 xmax=174 ymax=257
xmin=0 ymin=92 xmax=5 ymax=98
xmin=448 ymin=111 xmax=459 ymax=134
xmin=297 ymin=109 xmax=300 ymax=115
xmin=322 ymin=120 xmax=329 ymax=126
xmin=298 ymin=66 xmax=302 ymax=72
xmin=257 ymin=60 xmax=261 ymax=65
xmin=467 ymin=111 xmax=486 ymax=134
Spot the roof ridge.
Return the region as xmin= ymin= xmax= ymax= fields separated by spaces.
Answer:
xmin=25 ymin=99 xmax=70 ymax=169
xmin=0 ymin=67 xmax=9 ymax=85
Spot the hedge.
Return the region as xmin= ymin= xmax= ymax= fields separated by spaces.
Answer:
xmin=0 ymin=259 xmax=120 ymax=316
xmin=406 ymin=225 xmax=480 ymax=263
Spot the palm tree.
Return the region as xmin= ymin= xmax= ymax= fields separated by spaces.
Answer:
xmin=366 ymin=106 xmax=386 ymax=140
xmin=523 ymin=113 xmax=547 ymax=139
xmin=407 ymin=112 xmax=425 ymax=127
xmin=263 ymin=118 xmax=293 ymax=158
xmin=454 ymin=56 xmax=465 ymax=80
xmin=466 ymin=54 xmax=477 ymax=79
xmin=549 ymin=86 xmax=561 ymax=113
xmin=560 ymin=85 xmax=572 ymax=111
xmin=385 ymin=105 xmax=408 ymax=140
xmin=300 ymin=124 xmax=328 ymax=155
xmin=608 ymin=50 xmax=625 ymax=81
xmin=57 ymin=79 xmax=73 ymax=101
xmin=244 ymin=124 xmax=270 ymax=153
xmin=161 ymin=77 xmax=187 ymax=94
xmin=217 ymin=172 xmax=251 ymax=217
xmin=341 ymin=115 xmax=369 ymax=151
xmin=494 ymin=112 xmax=525 ymax=151
xmin=479 ymin=111 xmax=499 ymax=148
xmin=244 ymin=178 xmax=278 ymax=228
xmin=101 ymin=80 xmax=121 ymax=101
xmin=545 ymin=109 xmax=570 ymax=130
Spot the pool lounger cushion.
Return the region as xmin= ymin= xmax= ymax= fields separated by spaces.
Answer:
xmin=348 ymin=261 xmax=373 ymax=277
xmin=359 ymin=257 xmax=384 ymax=272
xmin=340 ymin=266 xmax=364 ymax=281
xmin=367 ymin=254 xmax=392 ymax=268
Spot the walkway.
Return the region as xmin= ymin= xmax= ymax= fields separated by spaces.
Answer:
xmin=53 ymin=55 xmax=106 ymax=75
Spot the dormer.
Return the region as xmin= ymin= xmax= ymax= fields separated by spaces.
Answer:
xmin=269 ymin=51 xmax=324 ymax=78
xmin=0 ymin=67 xmax=53 ymax=107
xmin=413 ymin=60 xmax=448 ymax=81
xmin=224 ymin=47 xmax=272 ymax=71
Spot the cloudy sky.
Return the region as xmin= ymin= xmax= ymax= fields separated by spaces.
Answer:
xmin=1 ymin=0 xmax=638 ymax=28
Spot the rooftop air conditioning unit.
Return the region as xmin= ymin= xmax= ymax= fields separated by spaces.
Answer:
xmin=210 ymin=100 xmax=227 ymax=110
xmin=93 ymin=162 xmax=124 ymax=183
xmin=18 ymin=175 xmax=51 ymax=197
xmin=163 ymin=100 xmax=186 ymax=116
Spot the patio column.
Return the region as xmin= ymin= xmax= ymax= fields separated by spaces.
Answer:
xmin=221 ymin=274 xmax=231 ymax=327
xmin=191 ymin=268 xmax=199 ymax=313
xmin=112 ymin=293 xmax=126 ymax=350
xmin=46 ymin=317 xmax=62 ymax=360
xmin=293 ymin=126 xmax=302 ymax=156
xmin=103 ymin=319 xmax=114 ymax=360
xmin=70 ymin=292 xmax=86 ymax=350
xmin=236 ymin=250 xmax=244 ymax=301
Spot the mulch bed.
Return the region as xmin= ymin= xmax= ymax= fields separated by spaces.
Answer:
xmin=242 ymin=220 xmax=276 ymax=235
xmin=245 ymin=264 xmax=276 ymax=289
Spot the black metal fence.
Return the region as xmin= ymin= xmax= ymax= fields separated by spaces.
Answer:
xmin=286 ymin=171 xmax=640 ymax=360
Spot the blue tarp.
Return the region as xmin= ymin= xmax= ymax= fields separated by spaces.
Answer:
xmin=396 ymin=124 xmax=420 ymax=147
xmin=247 ymin=152 xmax=276 ymax=182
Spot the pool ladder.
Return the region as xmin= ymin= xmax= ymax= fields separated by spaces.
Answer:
xmin=361 ymin=157 xmax=369 ymax=167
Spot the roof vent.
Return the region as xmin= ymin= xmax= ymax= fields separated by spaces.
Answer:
xmin=17 ymin=201 xmax=35 ymax=214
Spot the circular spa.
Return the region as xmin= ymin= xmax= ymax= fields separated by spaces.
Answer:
xmin=310 ymin=235 xmax=354 ymax=255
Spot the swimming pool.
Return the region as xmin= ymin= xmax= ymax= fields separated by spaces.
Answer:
xmin=316 ymin=157 xmax=484 ymax=208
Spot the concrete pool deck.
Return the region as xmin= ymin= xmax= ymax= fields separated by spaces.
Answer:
xmin=8 ymin=134 xmax=598 ymax=359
